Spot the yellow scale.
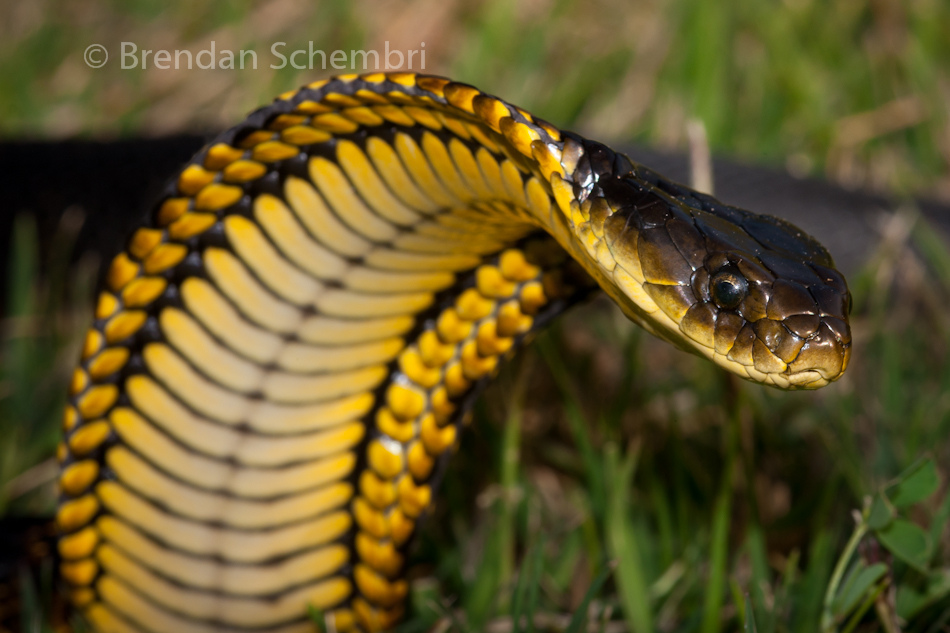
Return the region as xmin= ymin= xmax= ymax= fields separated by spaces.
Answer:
xmin=57 ymin=73 xmax=600 ymax=632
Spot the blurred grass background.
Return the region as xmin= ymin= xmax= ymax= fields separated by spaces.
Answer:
xmin=2 ymin=0 xmax=949 ymax=198
xmin=1 ymin=0 xmax=950 ymax=631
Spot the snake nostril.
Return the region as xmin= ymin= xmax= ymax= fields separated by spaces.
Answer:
xmin=790 ymin=322 xmax=846 ymax=379
xmin=753 ymin=319 xmax=805 ymax=363
xmin=783 ymin=314 xmax=821 ymax=338
xmin=822 ymin=316 xmax=852 ymax=346
xmin=753 ymin=319 xmax=784 ymax=349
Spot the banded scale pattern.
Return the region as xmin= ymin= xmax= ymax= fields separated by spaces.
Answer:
xmin=57 ymin=72 xmax=598 ymax=633
xmin=57 ymin=72 xmax=851 ymax=633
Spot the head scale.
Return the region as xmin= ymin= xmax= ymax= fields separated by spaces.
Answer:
xmin=595 ymin=168 xmax=851 ymax=390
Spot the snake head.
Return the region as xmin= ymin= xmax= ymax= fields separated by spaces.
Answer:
xmin=597 ymin=172 xmax=852 ymax=390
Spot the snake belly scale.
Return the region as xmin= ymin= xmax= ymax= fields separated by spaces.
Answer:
xmin=56 ymin=72 xmax=852 ymax=633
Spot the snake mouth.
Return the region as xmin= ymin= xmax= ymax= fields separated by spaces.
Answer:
xmin=736 ymin=312 xmax=852 ymax=389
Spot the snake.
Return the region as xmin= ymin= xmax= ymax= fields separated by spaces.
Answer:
xmin=54 ymin=72 xmax=852 ymax=633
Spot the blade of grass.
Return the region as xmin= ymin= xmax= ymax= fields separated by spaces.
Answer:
xmin=647 ymin=473 xmax=675 ymax=570
xmin=19 ymin=565 xmax=41 ymax=633
xmin=564 ymin=561 xmax=615 ymax=633
xmin=464 ymin=364 xmax=529 ymax=627
xmin=604 ymin=441 xmax=653 ymax=633
xmin=511 ymin=536 xmax=545 ymax=633
xmin=744 ymin=594 xmax=759 ymax=633
xmin=820 ymin=511 xmax=870 ymax=632
xmin=496 ymin=365 xmax=528 ymax=613
xmin=537 ymin=335 xmax=606 ymax=521
xmin=928 ymin=485 xmax=950 ymax=564
xmin=306 ymin=605 xmax=326 ymax=632
xmin=700 ymin=403 xmax=740 ymax=633
xmin=744 ymin=525 xmax=774 ymax=633
xmin=840 ymin=580 xmax=888 ymax=633
xmin=1 ymin=214 xmax=39 ymax=515
xmin=523 ymin=534 xmax=545 ymax=633
xmin=793 ymin=481 xmax=840 ymax=633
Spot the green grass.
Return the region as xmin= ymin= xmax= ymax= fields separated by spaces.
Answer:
xmin=1 ymin=212 xmax=94 ymax=518
xmin=1 ymin=0 xmax=948 ymax=198
xmin=1 ymin=213 xmax=94 ymax=633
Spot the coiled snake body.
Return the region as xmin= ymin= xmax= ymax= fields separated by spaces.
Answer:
xmin=56 ymin=73 xmax=852 ymax=632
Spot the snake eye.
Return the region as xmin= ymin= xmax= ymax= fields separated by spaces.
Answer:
xmin=710 ymin=269 xmax=748 ymax=310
